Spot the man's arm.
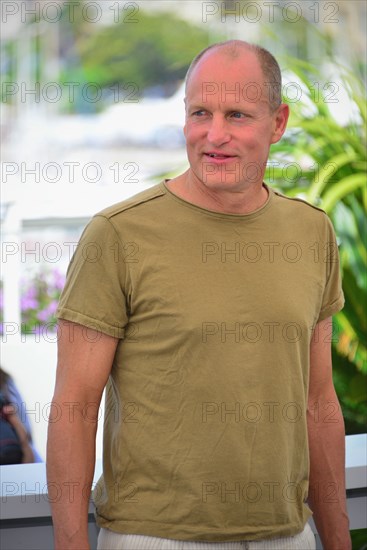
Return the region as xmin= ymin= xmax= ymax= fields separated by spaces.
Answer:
xmin=307 ymin=316 xmax=351 ymax=550
xmin=47 ymin=319 xmax=119 ymax=550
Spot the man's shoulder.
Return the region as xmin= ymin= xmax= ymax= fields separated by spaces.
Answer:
xmin=96 ymin=182 xmax=166 ymax=220
xmin=271 ymin=188 xmax=327 ymax=216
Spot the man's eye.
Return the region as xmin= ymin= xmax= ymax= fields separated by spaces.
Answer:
xmin=192 ymin=110 xmax=206 ymax=116
xmin=231 ymin=112 xmax=246 ymax=119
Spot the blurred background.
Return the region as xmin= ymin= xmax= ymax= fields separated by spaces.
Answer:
xmin=1 ymin=0 xmax=366 ymax=497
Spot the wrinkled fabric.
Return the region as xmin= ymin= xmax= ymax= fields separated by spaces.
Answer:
xmin=57 ymin=181 xmax=343 ymax=541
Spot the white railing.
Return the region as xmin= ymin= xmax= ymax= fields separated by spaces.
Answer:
xmin=1 ymin=434 xmax=366 ymax=550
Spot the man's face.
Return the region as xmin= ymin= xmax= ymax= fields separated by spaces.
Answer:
xmin=184 ymin=50 xmax=288 ymax=193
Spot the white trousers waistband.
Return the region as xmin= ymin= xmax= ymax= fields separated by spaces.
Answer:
xmin=97 ymin=522 xmax=316 ymax=550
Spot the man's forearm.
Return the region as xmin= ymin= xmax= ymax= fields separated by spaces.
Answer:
xmin=47 ymin=399 xmax=98 ymax=550
xmin=307 ymin=400 xmax=351 ymax=550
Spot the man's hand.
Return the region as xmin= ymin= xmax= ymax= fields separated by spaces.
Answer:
xmin=307 ymin=316 xmax=351 ymax=550
xmin=47 ymin=320 xmax=119 ymax=550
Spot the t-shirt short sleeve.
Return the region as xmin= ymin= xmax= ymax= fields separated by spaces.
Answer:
xmin=56 ymin=215 xmax=129 ymax=338
xmin=317 ymin=215 xmax=345 ymax=322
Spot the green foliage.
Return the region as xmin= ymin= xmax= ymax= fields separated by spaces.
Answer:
xmin=61 ymin=4 xmax=212 ymax=96
xmin=268 ymin=59 xmax=367 ymax=434
xmin=351 ymin=528 xmax=367 ymax=550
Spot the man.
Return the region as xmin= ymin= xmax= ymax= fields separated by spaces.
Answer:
xmin=47 ymin=40 xmax=351 ymax=550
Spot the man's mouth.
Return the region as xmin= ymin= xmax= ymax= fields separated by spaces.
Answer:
xmin=204 ymin=153 xmax=235 ymax=159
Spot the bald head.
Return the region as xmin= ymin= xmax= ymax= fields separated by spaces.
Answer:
xmin=185 ymin=40 xmax=282 ymax=112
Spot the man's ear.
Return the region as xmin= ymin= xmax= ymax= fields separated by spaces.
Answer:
xmin=183 ymin=97 xmax=187 ymax=138
xmin=271 ymin=103 xmax=289 ymax=144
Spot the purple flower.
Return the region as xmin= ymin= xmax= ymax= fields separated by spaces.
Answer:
xmin=21 ymin=284 xmax=38 ymax=310
xmin=37 ymin=310 xmax=49 ymax=323
xmin=21 ymin=283 xmax=37 ymax=298
xmin=53 ymin=270 xmax=66 ymax=291
xmin=18 ymin=269 xmax=65 ymax=331
xmin=33 ymin=324 xmax=43 ymax=335
xmin=37 ymin=300 xmax=58 ymax=322
xmin=21 ymin=296 xmax=38 ymax=310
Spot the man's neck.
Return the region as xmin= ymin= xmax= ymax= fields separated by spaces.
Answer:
xmin=165 ymin=170 xmax=269 ymax=215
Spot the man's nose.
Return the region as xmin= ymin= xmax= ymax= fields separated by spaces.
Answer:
xmin=207 ymin=116 xmax=230 ymax=145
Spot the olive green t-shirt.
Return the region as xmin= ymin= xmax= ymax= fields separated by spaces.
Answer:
xmin=57 ymin=181 xmax=344 ymax=542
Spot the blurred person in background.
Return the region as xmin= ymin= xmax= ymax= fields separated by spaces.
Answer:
xmin=0 ymin=367 xmax=42 ymax=464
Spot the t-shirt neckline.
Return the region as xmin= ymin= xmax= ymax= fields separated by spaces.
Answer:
xmin=160 ymin=179 xmax=273 ymax=220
